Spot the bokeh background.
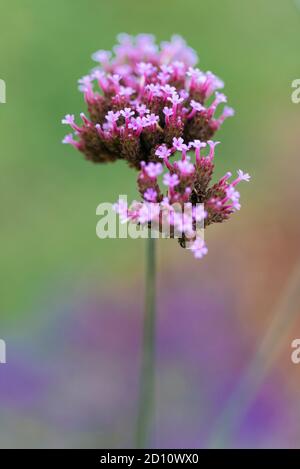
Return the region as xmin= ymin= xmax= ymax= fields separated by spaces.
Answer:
xmin=1 ymin=0 xmax=300 ymax=448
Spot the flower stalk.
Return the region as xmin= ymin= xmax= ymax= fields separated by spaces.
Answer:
xmin=136 ymin=234 xmax=156 ymax=448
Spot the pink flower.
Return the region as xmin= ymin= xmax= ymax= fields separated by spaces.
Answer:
xmin=190 ymin=100 xmax=205 ymax=112
xmin=237 ymin=169 xmax=251 ymax=182
xmin=163 ymin=107 xmax=173 ymax=117
xmin=190 ymin=140 xmax=206 ymax=162
xmin=214 ymin=92 xmax=227 ymax=104
xmin=92 ymin=50 xmax=112 ymax=64
xmin=146 ymin=83 xmax=161 ymax=99
xmin=190 ymin=238 xmax=208 ymax=259
xmin=144 ymin=162 xmax=163 ymax=178
xmin=155 ymin=145 xmax=171 ymax=159
xmin=120 ymin=108 xmax=135 ymax=120
xmin=62 ymin=114 xmax=82 ymax=133
xmin=78 ymin=75 xmax=93 ymax=94
xmin=207 ymin=140 xmax=220 ymax=160
xmin=167 ymin=93 xmax=184 ymax=110
xmin=161 ymin=85 xmax=176 ymax=97
xmin=105 ymin=111 xmax=120 ymax=124
xmin=136 ymin=104 xmax=150 ymax=116
xmin=119 ymin=86 xmax=135 ymax=97
xmin=172 ymin=137 xmax=189 ymax=159
xmin=63 ymin=33 xmax=249 ymax=260
xmin=194 ymin=205 xmax=207 ymax=222
xmin=226 ymin=186 xmax=240 ymax=201
xmin=144 ymin=113 xmax=159 ymax=129
xmin=137 ymin=62 xmax=156 ymax=76
xmin=176 ymin=158 xmax=195 ymax=177
xmin=232 ymin=169 xmax=251 ymax=186
xmin=62 ymin=114 xmax=75 ymax=125
xmin=144 ymin=188 xmax=158 ymax=202
xmin=172 ymin=137 xmax=185 ymax=151
xmin=62 ymin=134 xmax=80 ymax=149
xmin=163 ymin=173 xmax=180 ymax=188
xmin=216 ymin=106 xmax=235 ymax=127
xmin=63 ymin=34 xmax=234 ymax=171
xmin=190 ymin=140 xmax=206 ymax=149
xmin=113 ymin=199 xmax=129 ymax=223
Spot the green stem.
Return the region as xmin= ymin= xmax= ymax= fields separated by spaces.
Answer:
xmin=136 ymin=235 xmax=156 ymax=448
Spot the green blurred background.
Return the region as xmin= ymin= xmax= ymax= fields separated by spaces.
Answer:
xmin=1 ymin=0 xmax=300 ymax=448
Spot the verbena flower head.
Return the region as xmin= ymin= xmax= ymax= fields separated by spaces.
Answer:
xmin=62 ymin=34 xmax=232 ymax=168
xmin=62 ymin=34 xmax=250 ymax=259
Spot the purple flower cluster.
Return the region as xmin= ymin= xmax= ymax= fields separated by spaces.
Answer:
xmin=62 ymin=34 xmax=250 ymax=259
xmin=115 ymin=141 xmax=250 ymax=258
